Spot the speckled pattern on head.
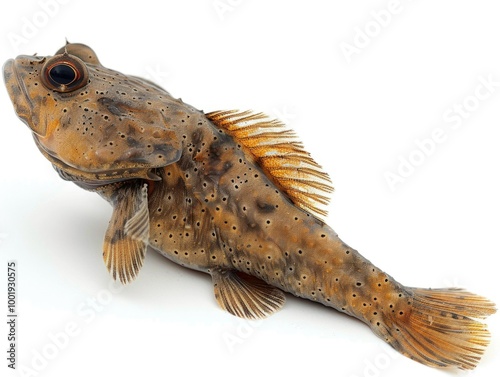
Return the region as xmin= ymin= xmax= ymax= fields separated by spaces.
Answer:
xmin=3 ymin=42 xmax=496 ymax=371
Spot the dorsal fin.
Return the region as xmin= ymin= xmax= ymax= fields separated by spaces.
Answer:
xmin=206 ymin=110 xmax=333 ymax=218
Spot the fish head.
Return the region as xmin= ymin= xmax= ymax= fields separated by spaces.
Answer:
xmin=3 ymin=42 xmax=182 ymax=189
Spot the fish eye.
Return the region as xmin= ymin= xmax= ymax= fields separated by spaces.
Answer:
xmin=41 ymin=54 xmax=88 ymax=93
xmin=49 ymin=64 xmax=77 ymax=85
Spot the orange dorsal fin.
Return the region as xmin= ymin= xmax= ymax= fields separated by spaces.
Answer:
xmin=206 ymin=110 xmax=333 ymax=218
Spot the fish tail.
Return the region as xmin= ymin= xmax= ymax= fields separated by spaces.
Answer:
xmin=377 ymin=287 xmax=496 ymax=370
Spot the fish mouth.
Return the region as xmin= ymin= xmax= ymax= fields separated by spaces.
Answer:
xmin=3 ymin=58 xmax=38 ymax=127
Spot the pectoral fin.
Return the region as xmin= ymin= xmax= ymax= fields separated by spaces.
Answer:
xmin=103 ymin=182 xmax=150 ymax=284
xmin=212 ymin=268 xmax=285 ymax=319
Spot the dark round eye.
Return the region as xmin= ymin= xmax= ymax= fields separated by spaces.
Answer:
xmin=49 ymin=63 xmax=78 ymax=85
xmin=41 ymin=54 xmax=88 ymax=93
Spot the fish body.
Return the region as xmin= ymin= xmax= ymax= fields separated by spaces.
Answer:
xmin=3 ymin=43 xmax=496 ymax=370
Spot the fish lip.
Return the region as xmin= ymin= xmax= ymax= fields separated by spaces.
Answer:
xmin=3 ymin=58 xmax=36 ymax=116
xmin=2 ymin=59 xmax=13 ymax=83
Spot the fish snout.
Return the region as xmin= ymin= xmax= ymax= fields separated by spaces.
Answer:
xmin=3 ymin=56 xmax=47 ymax=136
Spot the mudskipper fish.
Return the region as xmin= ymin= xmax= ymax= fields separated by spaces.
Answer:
xmin=3 ymin=42 xmax=496 ymax=370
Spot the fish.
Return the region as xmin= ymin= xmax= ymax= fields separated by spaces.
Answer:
xmin=3 ymin=42 xmax=496 ymax=370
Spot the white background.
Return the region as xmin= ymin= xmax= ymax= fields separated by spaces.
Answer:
xmin=1 ymin=1 xmax=499 ymax=376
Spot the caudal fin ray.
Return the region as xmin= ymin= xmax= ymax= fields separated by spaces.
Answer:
xmin=412 ymin=288 xmax=496 ymax=319
xmin=383 ymin=288 xmax=495 ymax=370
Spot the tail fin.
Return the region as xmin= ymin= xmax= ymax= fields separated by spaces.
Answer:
xmin=383 ymin=288 xmax=496 ymax=370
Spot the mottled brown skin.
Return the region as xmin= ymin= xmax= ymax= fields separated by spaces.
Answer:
xmin=3 ymin=43 xmax=496 ymax=370
xmin=143 ymin=115 xmax=409 ymax=333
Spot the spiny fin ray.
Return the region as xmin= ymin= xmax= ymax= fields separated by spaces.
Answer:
xmin=206 ymin=110 xmax=333 ymax=218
